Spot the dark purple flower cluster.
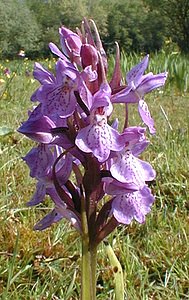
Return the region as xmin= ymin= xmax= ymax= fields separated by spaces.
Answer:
xmin=18 ymin=19 xmax=167 ymax=244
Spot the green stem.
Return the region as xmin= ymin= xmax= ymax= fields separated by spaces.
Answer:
xmin=81 ymin=192 xmax=92 ymax=300
xmin=90 ymin=245 xmax=98 ymax=299
xmin=81 ymin=234 xmax=92 ymax=300
xmin=80 ymin=190 xmax=98 ymax=300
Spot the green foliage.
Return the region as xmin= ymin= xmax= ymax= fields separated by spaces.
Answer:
xmin=0 ymin=0 xmax=189 ymax=57
xmin=0 ymin=126 xmax=14 ymax=136
xmin=0 ymin=0 xmax=41 ymax=58
xmin=145 ymin=0 xmax=189 ymax=53
xmin=105 ymin=0 xmax=166 ymax=54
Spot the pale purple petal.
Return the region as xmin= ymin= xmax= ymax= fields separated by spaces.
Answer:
xmin=34 ymin=209 xmax=63 ymax=230
xmin=27 ymin=181 xmax=46 ymax=206
xmin=59 ymin=26 xmax=82 ymax=65
xmin=138 ymin=100 xmax=156 ymax=134
xmin=91 ymin=83 xmax=113 ymax=116
xmin=33 ymin=62 xmax=55 ymax=84
xmin=55 ymin=205 xmax=81 ymax=232
xmin=49 ymin=42 xmax=68 ymax=61
xmin=126 ymin=55 xmax=149 ymax=87
xmin=120 ymin=126 xmax=146 ymax=147
xmin=18 ymin=115 xmax=55 ymax=143
xmin=75 ymin=120 xmax=124 ymax=162
xmin=23 ymin=144 xmax=54 ymax=179
xmin=137 ymin=72 xmax=168 ymax=96
xmin=46 ymin=188 xmax=81 ymax=231
xmin=111 ymin=86 xmax=133 ymax=104
xmin=81 ymin=65 xmax=98 ymax=82
xmin=75 ymin=124 xmax=109 ymax=161
xmin=110 ymin=150 xmax=156 ymax=187
xmin=132 ymin=140 xmax=150 ymax=157
xmin=111 ymin=186 xmax=155 ymax=224
xmin=55 ymin=152 xmax=73 ymax=185
xmin=38 ymin=82 xmax=76 ymax=118
xmin=78 ymin=81 xmax=93 ymax=110
xmin=55 ymin=59 xmax=77 ymax=84
xmin=104 ymin=178 xmax=138 ymax=195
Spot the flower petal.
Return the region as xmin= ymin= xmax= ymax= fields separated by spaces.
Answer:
xmin=34 ymin=209 xmax=63 ymax=230
xmin=23 ymin=144 xmax=54 ymax=179
xmin=18 ymin=115 xmax=55 ymax=143
xmin=126 ymin=55 xmax=149 ymax=87
xmin=76 ymin=122 xmax=124 ymax=162
xmin=49 ymin=42 xmax=68 ymax=61
xmin=27 ymin=181 xmax=46 ymax=206
xmin=110 ymin=150 xmax=156 ymax=187
xmin=111 ymin=186 xmax=155 ymax=224
xmin=38 ymin=82 xmax=76 ymax=118
xmin=138 ymin=72 xmax=168 ymax=96
xmin=138 ymin=100 xmax=156 ymax=134
xmin=33 ymin=62 xmax=55 ymax=85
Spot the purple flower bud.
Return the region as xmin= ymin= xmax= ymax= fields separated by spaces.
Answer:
xmin=59 ymin=26 xmax=82 ymax=65
xmin=81 ymin=44 xmax=98 ymax=69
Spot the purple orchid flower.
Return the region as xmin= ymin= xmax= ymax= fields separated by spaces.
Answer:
xmin=31 ymin=59 xmax=96 ymax=120
xmin=33 ymin=187 xmax=81 ymax=232
xmin=49 ymin=26 xmax=82 ymax=65
xmin=111 ymin=185 xmax=155 ymax=224
xmin=34 ymin=206 xmax=81 ymax=232
xmin=17 ymin=20 xmax=168 ymax=253
xmin=18 ymin=114 xmax=56 ymax=144
xmin=23 ymin=144 xmax=54 ymax=179
xmin=31 ymin=63 xmax=56 ymax=102
xmin=24 ymin=144 xmax=73 ymax=206
xmin=108 ymin=126 xmax=155 ymax=188
xmin=48 ymin=187 xmax=81 ymax=230
xmin=59 ymin=26 xmax=82 ymax=64
xmin=110 ymin=149 xmax=156 ymax=188
xmin=75 ymin=83 xmax=124 ymax=162
xmin=17 ymin=104 xmax=69 ymax=144
xmin=35 ymin=59 xmax=78 ymax=118
xmin=111 ymin=55 xmax=168 ymax=134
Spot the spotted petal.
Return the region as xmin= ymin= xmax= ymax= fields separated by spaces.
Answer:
xmin=110 ymin=150 xmax=156 ymax=187
xmin=137 ymin=72 xmax=168 ymax=96
xmin=138 ymin=100 xmax=156 ymax=134
xmin=75 ymin=122 xmax=124 ymax=162
xmin=126 ymin=55 xmax=149 ymax=87
xmin=23 ymin=144 xmax=54 ymax=179
xmin=37 ymin=82 xmax=76 ymax=118
xmin=111 ymin=185 xmax=155 ymax=224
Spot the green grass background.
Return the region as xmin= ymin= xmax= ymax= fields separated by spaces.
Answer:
xmin=0 ymin=53 xmax=188 ymax=299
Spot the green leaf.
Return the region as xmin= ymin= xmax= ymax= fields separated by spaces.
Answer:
xmin=106 ymin=242 xmax=125 ymax=300
xmin=0 ymin=126 xmax=14 ymax=136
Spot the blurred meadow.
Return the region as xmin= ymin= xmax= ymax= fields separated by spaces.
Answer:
xmin=0 ymin=53 xmax=189 ymax=299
